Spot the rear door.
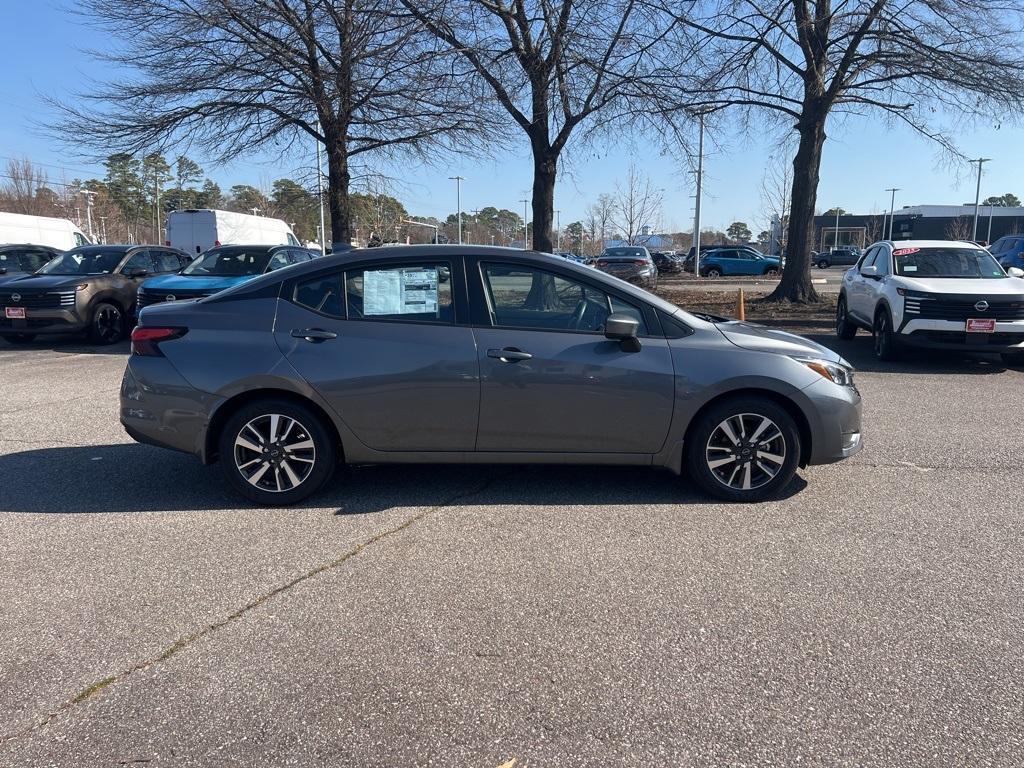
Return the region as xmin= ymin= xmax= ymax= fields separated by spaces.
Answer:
xmin=469 ymin=258 xmax=674 ymax=453
xmin=274 ymin=257 xmax=480 ymax=452
xmin=847 ymin=247 xmax=879 ymax=322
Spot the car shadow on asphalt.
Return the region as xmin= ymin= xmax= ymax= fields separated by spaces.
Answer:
xmin=0 ymin=336 xmax=130 ymax=356
xmin=0 ymin=443 xmax=807 ymax=515
xmin=804 ymin=333 xmax=1013 ymax=375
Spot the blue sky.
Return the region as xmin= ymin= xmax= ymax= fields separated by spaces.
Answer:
xmin=3 ymin=1 xmax=1023 ymax=234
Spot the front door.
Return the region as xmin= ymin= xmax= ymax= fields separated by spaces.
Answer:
xmin=472 ymin=261 xmax=675 ymax=453
xmin=275 ymin=260 xmax=480 ymax=452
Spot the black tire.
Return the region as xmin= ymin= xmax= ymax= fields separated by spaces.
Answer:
xmin=86 ymin=301 xmax=125 ymax=345
xmin=705 ymin=267 xmax=722 ymax=278
xmin=873 ymin=307 xmax=900 ymax=361
xmin=835 ymin=295 xmax=857 ymax=340
xmin=817 ymin=259 xmax=830 ymax=269
xmin=217 ymin=398 xmax=337 ymax=505
xmin=764 ymin=267 xmax=780 ymax=277
xmin=684 ymin=396 xmax=801 ymax=503
xmin=1001 ymin=351 xmax=1024 ymax=367
xmin=3 ymin=333 xmax=36 ymax=344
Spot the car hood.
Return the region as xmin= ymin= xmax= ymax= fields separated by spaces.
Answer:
xmin=141 ymin=274 xmax=255 ymax=292
xmin=0 ymin=274 xmax=95 ymax=291
xmin=716 ymin=321 xmax=846 ymax=364
xmin=897 ymin=276 xmax=1024 ymax=295
xmin=0 ymin=271 xmax=33 ymax=286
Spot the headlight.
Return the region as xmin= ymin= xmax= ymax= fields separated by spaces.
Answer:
xmin=75 ymin=283 xmax=89 ymax=291
xmin=795 ymin=356 xmax=855 ymax=387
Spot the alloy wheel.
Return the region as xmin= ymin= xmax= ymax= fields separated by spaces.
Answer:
xmin=704 ymin=413 xmax=787 ymax=491
xmin=233 ymin=413 xmax=316 ymax=493
xmin=94 ymin=305 xmax=122 ymax=342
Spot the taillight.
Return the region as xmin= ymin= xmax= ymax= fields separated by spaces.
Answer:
xmin=633 ymin=259 xmax=648 ymax=266
xmin=131 ymin=326 xmax=188 ymax=356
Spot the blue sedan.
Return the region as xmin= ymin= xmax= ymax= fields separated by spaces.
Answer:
xmin=697 ymin=248 xmax=782 ymax=277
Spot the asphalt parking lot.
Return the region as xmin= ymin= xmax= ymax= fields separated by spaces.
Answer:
xmin=1 ymin=334 xmax=1022 ymax=766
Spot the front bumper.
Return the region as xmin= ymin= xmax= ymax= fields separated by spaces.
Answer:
xmin=898 ymin=318 xmax=1024 ymax=352
xmin=0 ymin=307 xmax=87 ymax=336
xmin=802 ymin=377 xmax=863 ymax=465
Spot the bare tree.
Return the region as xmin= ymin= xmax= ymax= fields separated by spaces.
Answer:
xmin=403 ymin=0 xmax=676 ymax=253
xmin=946 ymin=216 xmax=973 ymax=241
xmin=611 ymin=164 xmax=663 ymax=245
xmin=0 ymin=159 xmax=51 ymax=216
xmin=659 ymin=0 xmax=1024 ymax=301
xmin=759 ymin=153 xmax=792 ymax=256
xmin=585 ymin=193 xmax=616 ymax=253
xmin=54 ymin=0 xmax=479 ymax=246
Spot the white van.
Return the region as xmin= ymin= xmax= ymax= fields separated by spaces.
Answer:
xmin=0 ymin=212 xmax=91 ymax=250
xmin=167 ymin=209 xmax=301 ymax=255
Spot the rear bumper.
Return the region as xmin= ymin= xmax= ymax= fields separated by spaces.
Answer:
xmin=802 ymin=378 xmax=863 ymax=465
xmin=898 ymin=318 xmax=1024 ymax=352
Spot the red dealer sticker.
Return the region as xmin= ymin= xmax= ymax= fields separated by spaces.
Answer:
xmin=892 ymin=247 xmax=920 ymax=256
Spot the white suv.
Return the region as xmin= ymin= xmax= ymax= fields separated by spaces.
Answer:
xmin=836 ymin=240 xmax=1024 ymax=363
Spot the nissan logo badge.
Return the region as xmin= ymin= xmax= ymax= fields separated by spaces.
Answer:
xmin=11 ymin=293 xmax=20 ymax=302
xmin=165 ymin=295 xmax=176 ymax=302
xmin=974 ymin=300 xmax=989 ymax=312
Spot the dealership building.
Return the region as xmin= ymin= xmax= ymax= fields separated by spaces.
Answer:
xmin=809 ymin=205 xmax=1024 ymax=250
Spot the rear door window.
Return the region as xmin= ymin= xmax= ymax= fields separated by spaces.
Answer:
xmin=346 ymin=263 xmax=454 ymax=323
xmin=266 ymin=251 xmax=292 ymax=272
xmin=293 ymin=273 xmax=344 ymax=317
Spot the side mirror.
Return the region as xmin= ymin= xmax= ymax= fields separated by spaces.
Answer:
xmin=860 ymin=265 xmax=878 ymax=277
xmin=0 ymin=267 xmax=6 ymax=274
xmin=124 ymin=266 xmax=148 ymax=278
xmin=604 ymin=312 xmax=641 ymax=352
xmin=1008 ymin=267 xmax=1024 ymax=278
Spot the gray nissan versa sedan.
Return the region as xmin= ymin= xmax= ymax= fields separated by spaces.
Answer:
xmin=121 ymin=246 xmax=862 ymax=505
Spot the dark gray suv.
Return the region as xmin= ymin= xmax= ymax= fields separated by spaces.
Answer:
xmin=0 ymin=244 xmax=189 ymax=344
xmin=121 ymin=246 xmax=862 ymax=505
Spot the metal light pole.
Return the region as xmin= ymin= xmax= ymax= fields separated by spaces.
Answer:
xmin=885 ymin=188 xmax=900 ymax=240
xmin=970 ymin=158 xmax=991 ymax=241
xmin=448 ymin=176 xmax=464 ymax=244
xmin=520 ymin=198 xmax=530 ymax=249
xmin=316 ymin=124 xmax=326 ymax=252
xmin=987 ymin=204 xmax=994 ymax=244
xmin=692 ymin=113 xmax=705 ymax=277
xmin=834 ymin=208 xmax=841 ymax=248
xmin=99 ymin=216 xmax=107 ymax=244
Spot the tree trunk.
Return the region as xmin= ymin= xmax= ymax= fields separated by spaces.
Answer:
xmin=531 ymin=143 xmax=557 ymax=254
xmin=766 ymin=112 xmax=826 ymax=303
xmin=324 ymin=126 xmax=353 ymax=247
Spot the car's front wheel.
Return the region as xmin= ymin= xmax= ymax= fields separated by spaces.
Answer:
xmin=817 ymin=259 xmax=830 ymax=269
xmin=218 ymin=399 xmax=337 ymax=505
xmin=765 ymin=267 xmax=780 ymax=277
xmin=705 ymin=267 xmax=722 ymax=278
xmin=835 ymin=295 xmax=857 ymax=339
xmin=86 ymin=301 xmax=125 ymax=345
xmin=873 ymin=308 xmax=901 ymax=361
xmin=685 ymin=397 xmax=801 ymax=502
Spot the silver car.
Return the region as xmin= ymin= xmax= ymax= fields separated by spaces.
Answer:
xmin=121 ymin=246 xmax=862 ymax=505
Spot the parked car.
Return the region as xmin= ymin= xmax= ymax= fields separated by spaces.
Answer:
xmin=594 ymin=246 xmax=658 ymax=288
xmin=989 ymin=234 xmax=1024 ymax=270
xmin=815 ymin=246 xmax=861 ymax=269
xmin=836 ymin=239 xmax=1024 ymax=363
xmin=0 ymin=245 xmax=189 ymax=345
xmin=0 ymin=212 xmax=91 ymax=250
xmin=651 ymin=251 xmax=683 ymax=274
xmin=166 ymin=209 xmax=303 ymax=255
xmin=123 ymin=245 xmax=862 ymax=505
xmin=682 ymin=245 xmax=766 ymax=273
xmin=138 ymin=244 xmax=320 ymax=312
xmin=690 ymin=248 xmax=782 ymax=278
xmin=0 ymin=244 xmax=63 ymax=286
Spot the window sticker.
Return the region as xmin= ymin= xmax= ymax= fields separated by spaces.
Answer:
xmin=903 ymin=265 xmax=918 ymax=272
xmin=892 ymin=247 xmax=920 ymax=256
xmin=363 ymin=267 xmax=438 ymax=315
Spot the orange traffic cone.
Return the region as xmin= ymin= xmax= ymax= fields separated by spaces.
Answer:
xmin=736 ymin=288 xmax=746 ymax=321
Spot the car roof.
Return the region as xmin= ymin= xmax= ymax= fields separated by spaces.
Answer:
xmin=872 ymin=239 xmax=985 ymax=250
xmin=0 ymin=243 xmax=59 ymax=251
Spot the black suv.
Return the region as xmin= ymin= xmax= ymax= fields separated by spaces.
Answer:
xmin=815 ymin=246 xmax=862 ymax=269
xmin=0 ymin=244 xmax=190 ymax=345
xmin=0 ymin=244 xmax=63 ymax=286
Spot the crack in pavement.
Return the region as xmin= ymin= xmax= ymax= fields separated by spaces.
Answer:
xmin=0 ymin=475 xmax=500 ymax=748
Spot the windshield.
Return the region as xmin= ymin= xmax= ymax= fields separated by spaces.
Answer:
xmin=182 ymin=247 xmax=273 ymax=276
xmin=37 ymin=249 xmax=125 ymax=275
xmin=892 ymin=247 xmax=1007 ymax=279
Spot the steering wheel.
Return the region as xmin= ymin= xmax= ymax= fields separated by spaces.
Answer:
xmin=570 ymin=299 xmax=589 ymax=330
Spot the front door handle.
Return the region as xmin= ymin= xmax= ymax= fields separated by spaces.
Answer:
xmin=291 ymin=328 xmax=338 ymax=342
xmin=487 ymin=347 xmax=532 ymax=363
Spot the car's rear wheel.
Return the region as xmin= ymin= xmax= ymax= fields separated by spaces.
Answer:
xmin=817 ymin=259 xmax=830 ymax=269
xmin=765 ymin=267 xmax=780 ymax=277
xmin=685 ymin=397 xmax=801 ymax=502
xmin=835 ymin=295 xmax=857 ymax=339
xmin=86 ymin=301 xmax=124 ymax=345
xmin=218 ymin=399 xmax=336 ymax=505
xmin=873 ymin=308 xmax=900 ymax=361
xmin=3 ymin=333 xmax=36 ymax=344
xmin=705 ymin=267 xmax=722 ymax=278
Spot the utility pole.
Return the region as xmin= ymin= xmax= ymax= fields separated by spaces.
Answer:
xmin=834 ymin=208 xmax=841 ymax=248
xmin=692 ymin=113 xmax=705 ymax=277
xmin=969 ymin=158 xmax=991 ymax=241
xmin=471 ymin=209 xmax=480 ymax=245
xmin=448 ymin=176 xmax=464 ymax=244
xmin=316 ymin=124 xmax=326 ymax=252
xmin=79 ymin=189 xmax=97 ymax=243
xmin=885 ymin=188 xmax=900 ymax=240
xmin=251 ymin=207 xmax=261 ymax=217
xmin=520 ymin=198 xmax=530 ymax=249
xmin=99 ymin=216 xmax=108 ymax=244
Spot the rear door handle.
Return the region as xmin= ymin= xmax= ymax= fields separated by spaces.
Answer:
xmin=487 ymin=347 xmax=532 ymax=362
xmin=291 ymin=328 xmax=337 ymax=342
